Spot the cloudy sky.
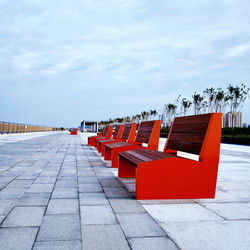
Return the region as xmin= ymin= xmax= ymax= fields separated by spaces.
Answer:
xmin=0 ymin=0 xmax=249 ymax=127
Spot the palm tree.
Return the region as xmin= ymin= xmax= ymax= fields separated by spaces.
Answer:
xmin=164 ymin=103 xmax=177 ymax=126
xmin=181 ymin=98 xmax=192 ymax=116
xmin=192 ymin=92 xmax=204 ymax=115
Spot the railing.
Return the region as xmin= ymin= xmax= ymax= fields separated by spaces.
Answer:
xmin=0 ymin=121 xmax=62 ymax=134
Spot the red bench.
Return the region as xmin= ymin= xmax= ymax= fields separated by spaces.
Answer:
xmin=101 ymin=123 xmax=137 ymax=157
xmin=94 ymin=126 xmax=113 ymax=148
xmin=70 ymin=128 xmax=78 ymax=135
xmin=104 ymin=120 xmax=161 ymax=168
xmin=88 ymin=126 xmax=112 ymax=146
xmin=118 ymin=113 xmax=222 ymax=200
xmin=96 ymin=125 xmax=124 ymax=152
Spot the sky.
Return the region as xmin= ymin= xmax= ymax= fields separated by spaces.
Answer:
xmin=0 ymin=0 xmax=249 ymax=128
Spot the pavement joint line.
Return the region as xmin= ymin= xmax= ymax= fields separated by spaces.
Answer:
xmin=82 ymin=141 xmax=132 ymax=249
xmin=31 ymin=136 xmax=70 ymax=249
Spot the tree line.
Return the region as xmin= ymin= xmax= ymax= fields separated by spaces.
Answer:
xmin=99 ymin=84 xmax=249 ymax=127
xmin=99 ymin=110 xmax=158 ymax=126
xmin=164 ymin=84 xmax=249 ymax=127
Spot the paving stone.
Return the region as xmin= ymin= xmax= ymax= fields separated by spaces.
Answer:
xmin=110 ymin=199 xmax=145 ymax=213
xmin=0 ymin=227 xmax=38 ymax=250
xmin=37 ymin=215 xmax=81 ymax=241
xmin=161 ymin=220 xmax=250 ymax=250
xmin=34 ymin=177 xmax=57 ymax=184
xmin=80 ymin=205 xmax=117 ymax=225
xmin=78 ymin=176 xmax=99 ymax=184
xmin=33 ymin=240 xmax=81 ymax=250
xmin=27 ymin=184 xmax=54 ymax=193
xmin=82 ymin=224 xmax=130 ymax=250
xmin=0 ymin=199 xmax=16 ymax=216
xmin=7 ymin=179 xmax=34 ymax=188
xmin=0 ymin=187 xmax=27 ymax=199
xmin=47 ymin=199 xmax=78 ymax=214
xmin=103 ymin=187 xmax=132 ymax=199
xmin=143 ymin=204 xmax=223 ymax=222
xmin=2 ymin=206 xmax=45 ymax=227
xmin=52 ymin=188 xmax=78 ymax=199
xmin=79 ymin=192 xmax=109 ymax=205
xmin=99 ymin=178 xmax=123 ymax=187
xmin=55 ymin=179 xmax=77 ymax=188
xmin=203 ymin=202 xmax=250 ymax=220
xmin=129 ymin=237 xmax=179 ymax=250
xmin=78 ymin=183 xmax=103 ymax=192
xmin=117 ymin=213 xmax=165 ymax=238
xmin=18 ymin=193 xmax=50 ymax=206
xmin=139 ymin=199 xmax=195 ymax=205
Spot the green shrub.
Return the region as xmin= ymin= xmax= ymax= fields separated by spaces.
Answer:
xmin=221 ymin=135 xmax=250 ymax=146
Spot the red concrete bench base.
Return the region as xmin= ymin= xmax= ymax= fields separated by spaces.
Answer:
xmin=117 ymin=113 xmax=222 ymax=200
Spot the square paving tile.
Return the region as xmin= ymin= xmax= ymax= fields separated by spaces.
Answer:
xmin=203 ymin=202 xmax=250 ymax=220
xmin=80 ymin=205 xmax=117 ymax=225
xmin=0 ymin=199 xmax=16 ymax=216
xmin=161 ymin=220 xmax=250 ymax=250
xmin=0 ymin=227 xmax=38 ymax=250
xmin=0 ymin=188 xmax=27 ymax=199
xmin=55 ymin=180 xmax=77 ymax=188
xmin=47 ymin=199 xmax=78 ymax=214
xmin=2 ymin=206 xmax=45 ymax=227
xmin=143 ymin=204 xmax=222 ymax=222
xmin=27 ymin=184 xmax=54 ymax=193
xmin=78 ymin=183 xmax=103 ymax=192
xmin=37 ymin=215 xmax=81 ymax=241
xmin=34 ymin=177 xmax=57 ymax=184
xmin=129 ymin=237 xmax=178 ymax=250
xmin=117 ymin=213 xmax=165 ymax=238
xmin=110 ymin=199 xmax=145 ymax=213
xmin=7 ymin=179 xmax=34 ymax=188
xmin=33 ymin=240 xmax=81 ymax=250
xmin=79 ymin=192 xmax=109 ymax=205
xmin=52 ymin=188 xmax=78 ymax=199
xmin=103 ymin=187 xmax=132 ymax=199
xmin=82 ymin=224 xmax=130 ymax=250
xmin=18 ymin=193 xmax=50 ymax=206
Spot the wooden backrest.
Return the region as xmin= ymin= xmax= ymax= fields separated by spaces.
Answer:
xmin=102 ymin=126 xmax=109 ymax=136
xmin=165 ymin=113 xmax=212 ymax=155
xmin=113 ymin=125 xmax=121 ymax=138
xmin=135 ymin=121 xmax=155 ymax=144
xmin=121 ymin=123 xmax=132 ymax=140
xmin=134 ymin=120 xmax=161 ymax=150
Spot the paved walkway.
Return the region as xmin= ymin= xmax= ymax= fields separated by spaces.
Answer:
xmin=0 ymin=132 xmax=249 ymax=250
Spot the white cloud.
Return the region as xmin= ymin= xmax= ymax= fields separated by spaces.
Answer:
xmin=0 ymin=0 xmax=250 ymax=126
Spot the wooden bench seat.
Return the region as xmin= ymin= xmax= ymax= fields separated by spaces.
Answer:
xmin=88 ymin=125 xmax=112 ymax=147
xmin=104 ymin=120 xmax=161 ymax=168
xmin=117 ymin=113 xmax=222 ymax=200
xmin=119 ymin=148 xmax=176 ymax=165
xmin=96 ymin=125 xmax=124 ymax=152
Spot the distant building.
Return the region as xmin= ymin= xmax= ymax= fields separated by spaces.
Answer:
xmin=242 ymin=123 xmax=249 ymax=128
xmin=223 ymin=112 xmax=242 ymax=128
xmin=80 ymin=121 xmax=99 ymax=132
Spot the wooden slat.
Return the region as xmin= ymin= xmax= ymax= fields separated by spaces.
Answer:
xmin=102 ymin=126 xmax=109 ymax=136
xmin=173 ymin=113 xmax=211 ymax=125
xmin=106 ymin=142 xmax=129 ymax=149
xmin=119 ymin=148 xmax=175 ymax=165
xmin=169 ymin=133 xmax=205 ymax=144
xmin=166 ymin=113 xmax=212 ymax=155
xmin=121 ymin=124 xmax=132 ymax=140
xmin=171 ymin=123 xmax=208 ymax=134
xmin=167 ymin=140 xmax=203 ymax=155
xmin=100 ymin=139 xmax=116 ymax=144
xmin=135 ymin=121 xmax=155 ymax=143
xmin=113 ymin=125 xmax=120 ymax=138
